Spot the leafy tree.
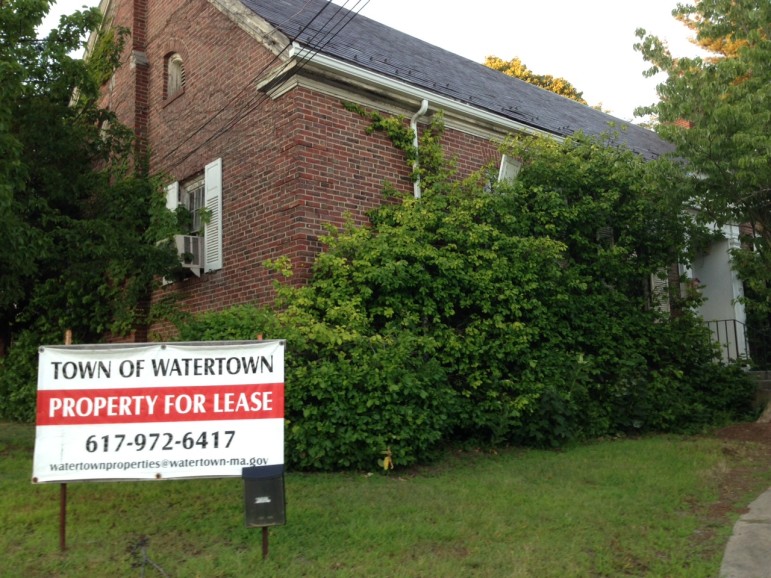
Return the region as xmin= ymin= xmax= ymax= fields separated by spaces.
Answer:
xmin=672 ymin=0 xmax=753 ymax=58
xmin=634 ymin=0 xmax=771 ymax=358
xmin=484 ymin=55 xmax=587 ymax=104
xmin=0 ymin=1 xmax=179 ymax=419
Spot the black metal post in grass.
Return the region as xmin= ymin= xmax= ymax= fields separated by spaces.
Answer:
xmin=59 ymin=481 xmax=67 ymax=551
xmin=59 ymin=328 xmax=72 ymax=552
xmin=259 ymin=332 xmax=269 ymax=562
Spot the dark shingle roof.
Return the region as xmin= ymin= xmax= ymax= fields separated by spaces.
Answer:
xmin=240 ymin=0 xmax=672 ymax=159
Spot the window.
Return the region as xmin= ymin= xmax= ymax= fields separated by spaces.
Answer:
xmin=166 ymin=53 xmax=185 ymax=99
xmin=181 ymin=174 xmax=205 ymax=234
xmin=484 ymin=154 xmax=522 ymax=192
xmin=166 ymin=158 xmax=223 ymax=273
xmin=498 ymin=154 xmax=521 ymax=182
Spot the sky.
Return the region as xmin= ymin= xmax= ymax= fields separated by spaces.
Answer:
xmin=39 ymin=0 xmax=705 ymax=122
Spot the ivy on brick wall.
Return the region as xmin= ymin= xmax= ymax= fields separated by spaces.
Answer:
xmin=343 ymin=101 xmax=451 ymax=188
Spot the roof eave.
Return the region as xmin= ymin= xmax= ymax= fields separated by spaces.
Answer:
xmin=280 ymin=42 xmax=563 ymax=142
xmin=209 ymin=0 xmax=292 ymax=55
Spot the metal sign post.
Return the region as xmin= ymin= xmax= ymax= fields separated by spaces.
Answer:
xmin=59 ymin=329 xmax=72 ymax=552
xmin=59 ymin=481 xmax=67 ymax=552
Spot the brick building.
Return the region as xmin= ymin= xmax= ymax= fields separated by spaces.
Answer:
xmin=91 ymin=0 xmax=746 ymax=353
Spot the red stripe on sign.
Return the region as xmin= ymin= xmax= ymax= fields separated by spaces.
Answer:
xmin=36 ymin=383 xmax=284 ymax=426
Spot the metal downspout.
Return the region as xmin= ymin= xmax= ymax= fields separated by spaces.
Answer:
xmin=410 ymin=99 xmax=429 ymax=198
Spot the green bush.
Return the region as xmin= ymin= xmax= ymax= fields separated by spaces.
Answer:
xmin=639 ymin=315 xmax=757 ymax=431
xmin=0 ymin=329 xmax=59 ymax=422
xmin=171 ymin=130 xmax=755 ymax=467
xmin=177 ymin=306 xmax=455 ymax=470
xmin=285 ymin=332 xmax=455 ymax=470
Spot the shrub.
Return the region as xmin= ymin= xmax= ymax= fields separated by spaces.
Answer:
xmin=177 ymin=305 xmax=455 ymax=470
xmin=172 ymin=131 xmax=755 ymax=467
xmin=0 ymin=329 xmax=59 ymax=422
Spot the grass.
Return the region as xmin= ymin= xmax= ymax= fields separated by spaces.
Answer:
xmin=2 ymin=422 xmax=770 ymax=577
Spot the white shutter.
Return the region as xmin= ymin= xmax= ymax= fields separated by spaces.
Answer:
xmin=166 ymin=182 xmax=179 ymax=211
xmin=596 ymin=226 xmax=614 ymax=248
xmin=651 ymin=270 xmax=670 ymax=314
xmin=204 ymin=158 xmax=223 ymax=272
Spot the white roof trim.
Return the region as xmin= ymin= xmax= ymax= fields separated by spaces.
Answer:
xmin=208 ymin=0 xmax=291 ymax=50
xmin=288 ymin=42 xmax=562 ymax=142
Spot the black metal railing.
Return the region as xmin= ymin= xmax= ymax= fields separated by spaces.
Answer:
xmin=705 ymin=319 xmax=750 ymax=364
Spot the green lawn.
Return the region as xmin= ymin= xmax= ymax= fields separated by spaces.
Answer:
xmin=2 ymin=422 xmax=769 ymax=577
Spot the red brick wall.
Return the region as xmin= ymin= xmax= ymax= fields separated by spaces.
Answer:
xmin=99 ymin=0 xmax=137 ymax=134
xmin=104 ymin=0 xmax=503 ymax=337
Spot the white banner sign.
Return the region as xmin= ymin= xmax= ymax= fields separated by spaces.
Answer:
xmin=32 ymin=340 xmax=284 ymax=483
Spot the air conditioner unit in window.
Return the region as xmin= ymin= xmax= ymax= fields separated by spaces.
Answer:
xmin=174 ymin=234 xmax=203 ymax=276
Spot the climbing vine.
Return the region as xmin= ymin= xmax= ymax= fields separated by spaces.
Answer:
xmin=342 ymin=101 xmax=451 ymax=187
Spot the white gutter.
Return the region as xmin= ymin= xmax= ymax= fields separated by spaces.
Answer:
xmin=410 ymin=99 xmax=429 ymax=199
xmin=288 ymin=42 xmax=561 ymax=142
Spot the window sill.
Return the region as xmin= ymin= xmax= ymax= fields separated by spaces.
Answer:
xmin=163 ymin=87 xmax=186 ymax=107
